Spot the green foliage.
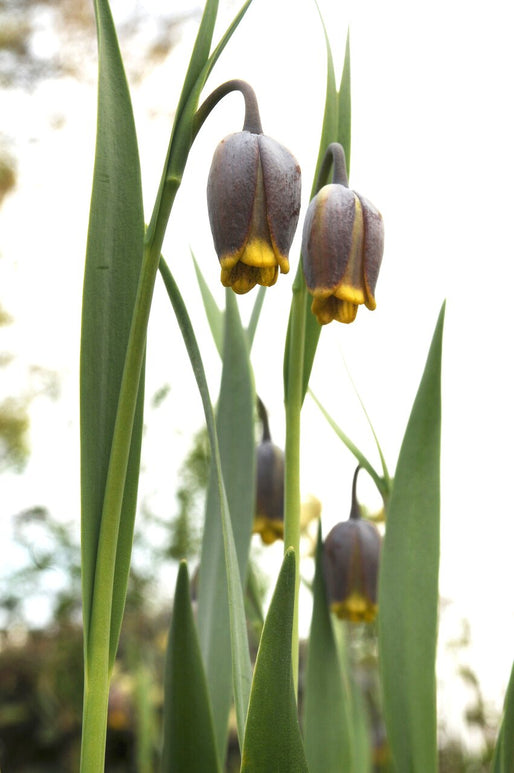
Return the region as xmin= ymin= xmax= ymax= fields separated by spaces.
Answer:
xmin=492 ymin=660 xmax=514 ymax=773
xmin=378 ymin=303 xmax=445 ymax=773
xmin=241 ymin=549 xmax=308 ymax=773
xmin=75 ymin=0 xmax=509 ymax=771
xmin=303 ymin=525 xmax=356 ymax=772
xmin=162 ymin=562 xmax=221 ymax=772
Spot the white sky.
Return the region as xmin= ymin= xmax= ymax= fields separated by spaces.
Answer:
xmin=1 ymin=0 xmax=514 ymax=740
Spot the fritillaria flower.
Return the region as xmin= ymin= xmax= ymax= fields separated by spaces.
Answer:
xmin=253 ymin=399 xmax=284 ymax=545
xmin=302 ymin=142 xmax=384 ymax=324
xmin=206 ymin=83 xmax=301 ymax=294
xmin=323 ymin=466 xmax=381 ymax=622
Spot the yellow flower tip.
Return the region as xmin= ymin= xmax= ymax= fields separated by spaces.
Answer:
xmin=364 ymin=291 xmax=377 ymax=311
xmin=253 ymin=515 xmax=284 ymax=545
xmin=331 ymin=592 xmax=378 ymax=623
xmin=311 ymin=296 xmax=358 ymax=325
xmin=241 ymin=238 xmax=278 ymax=268
xmin=220 ymin=264 xmax=257 ymax=294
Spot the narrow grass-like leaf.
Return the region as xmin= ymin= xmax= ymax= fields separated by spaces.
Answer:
xmin=241 ymin=549 xmax=308 ymax=773
xmin=196 ymin=289 xmax=256 ymax=758
xmin=378 ymin=302 xmax=445 ymax=773
xmin=246 ymin=285 xmax=267 ymax=349
xmin=192 ymin=251 xmax=224 ymax=357
xmin=308 ymin=389 xmax=388 ymax=501
xmin=340 ymin=357 xmax=392 ymax=488
xmin=158 ymin=259 xmax=252 ymax=752
xmin=81 ymin=0 xmax=144 ymax=653
xmin=338 ymin=32 xmax=351 ymax=178
xmin=303 ymin=524 xmax=354 ymax=772
xmin=161 ymin=561 xmax=221 ymax=773
xmin=492 ymin=660 xmax=514 ymax=773
xmin=80 ymin=1 xmax=145 ymax=768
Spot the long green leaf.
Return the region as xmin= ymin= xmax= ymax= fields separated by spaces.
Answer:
xmin=192 ymin=251 xmax=224 ymax=357
xmin=196 ymin=289 xmax=256 ymax=758
xmin=158 ymin=260 xmax=252 ymax=754
xmin=492 ymin=660 xmax=514 ymax=773
xmin=303 ymin=524 xmax=355 ymax=772
xmin=81 ymin=0 xmax=144 ymax=652
xmin=161 ymin=561 xmax=221 ymax=773
xmin=80 ymin=0 xmax=144 ymax=768
xmin=241 ymin=549 xmax=309 ymax=772
xmin=378 ymin=302 xmax=445 ymax=773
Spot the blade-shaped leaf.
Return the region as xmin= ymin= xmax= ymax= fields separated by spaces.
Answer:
xmin=378 ymin=302 xmax=445 ymax=773
xmin=241 ymin=549 xmax=308 ymax=773
xmin=80 ymin=0 xmax=145 ymax=650
xmin=196 ymin=289 xmax=256 ymax=758
xmin=303 ymin=524 xmax=355 ymax=772
xmin=192 ymin=251 xmax=224 ymax=357
xmin=158 ymin=259 xmax=252 ymax=753
xmin=80 ymin=1 xmax=145 ymax=769
xmin=161 ymin=561 xmax=222 ymax=773
xmin=492 ymin=660 xmax=514 ymax=773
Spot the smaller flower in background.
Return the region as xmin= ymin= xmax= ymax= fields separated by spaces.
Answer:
xmin=302 ymin=142 xmax=384 ymax=324
xmin=207 ymin=82 xmax=301 ymax=294
xmin=323 ymin=466 xmax=381 ymax=622
xmin=253 ymin=399 xmax=285 ymax=545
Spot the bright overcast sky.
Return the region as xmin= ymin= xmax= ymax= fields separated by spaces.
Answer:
xmin=1 ymin=0 xmax=513 ymax=731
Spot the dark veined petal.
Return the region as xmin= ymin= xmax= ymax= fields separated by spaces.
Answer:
xmin=207 ymin=131 xmax=259 ymax=262
xmin=302 ymin=184 xmax=358 ymax=292
xmin=357 ymin=193 xmax=384 ymax=309
xmin=323 ymin=518 xmax=381 ymax=622
xmin=257 ymin=134 xmax=301 ymax=266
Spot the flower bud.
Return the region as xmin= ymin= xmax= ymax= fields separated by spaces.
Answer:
xmin=323 ymin=467 xmax=381 ymax=622
xmin=302 ymin=143 xmax=384 ymax=324
xmin=253 ymin=439 xmax=285 ymax=545
xmin=207 ymin=131 xmax=301 ymax=294
xmin=253 ymin=399 xmax=284 ymax=544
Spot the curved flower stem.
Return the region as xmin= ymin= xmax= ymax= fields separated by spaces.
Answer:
xmin=193 ymin=79 xmax=263 ymax=136
xmin=283 ymin=271 xmax=307 ymax=694
xmin=316 ymin=141 xmax=349 ymax=188
xmin=257 ymin=396 xmax=271 ymax=442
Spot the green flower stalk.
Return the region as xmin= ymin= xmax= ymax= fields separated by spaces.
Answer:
xmin=323 ymin=466 xmax=381 ymax=622
xmin=302 ymin=142 xmax=384 ymax=324
xmin=206 ymin=81 xmax=301 ymax=294
xmin=253 ymin=399 xmax=285 ymax=545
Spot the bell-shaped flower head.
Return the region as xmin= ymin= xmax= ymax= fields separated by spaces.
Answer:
xmin=302 ymin=143 xmax=384 ymax=324
xmin=323 ymin=466 xmax=381 ymax=622
xmin=206 ymin=82 xmax=301 ymax=294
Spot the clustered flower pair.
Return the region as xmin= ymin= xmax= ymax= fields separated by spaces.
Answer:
xmin=207 ymin=82 xmax=384 ymax=324
xmin=253 ymin=399 xmax=381 ymax=623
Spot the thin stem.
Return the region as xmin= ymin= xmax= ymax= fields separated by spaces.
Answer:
xmin=257 ymin=396 xmax=271 ymax=442
xmin=316 ymin=141 xmax=349 ymax=188
xmin=283 ymin=274 xmax=307 ymax=694
xmin=194 ymin=79 xmax=263 ymax=135
xmin=349 ymin=465 xmax=361 ymax=520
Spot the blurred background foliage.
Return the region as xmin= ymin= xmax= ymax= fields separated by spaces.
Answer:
xmin=0 ymin=1 xmax=504 ymax=770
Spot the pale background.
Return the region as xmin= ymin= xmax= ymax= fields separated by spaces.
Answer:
xmin=1 ymin=0 xmax=513 ymax=749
